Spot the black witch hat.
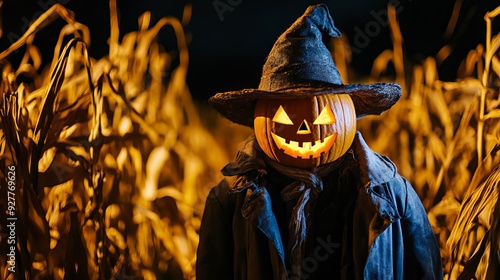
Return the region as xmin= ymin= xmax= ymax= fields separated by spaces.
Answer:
xmin=209 ymin=4 xmax=401 ymax=127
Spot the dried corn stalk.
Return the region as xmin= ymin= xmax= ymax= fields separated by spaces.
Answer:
xmin=0 ymin=2 xmax=229 ymax=279
xmin=338 ymin=4 xmax=500 ymax=279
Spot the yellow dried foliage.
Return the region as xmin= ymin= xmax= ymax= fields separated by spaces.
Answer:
xmin=345 ymin=5 xmax=500 ymax=279
xmin=0 ymin=2 xmax=229 ymax=279
xmin=1 ymin=2 xmax=500 ymax=280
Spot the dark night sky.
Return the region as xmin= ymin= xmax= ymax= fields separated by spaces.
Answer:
xmin=1 ymin=0 xmax=499 ymax=101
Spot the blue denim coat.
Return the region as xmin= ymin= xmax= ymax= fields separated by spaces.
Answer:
xmin=196 ymin=133 xmax=442 ymax=279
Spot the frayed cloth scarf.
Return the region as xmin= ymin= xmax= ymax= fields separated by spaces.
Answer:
xmin=221 ymin=136 xmax=343 ymax=277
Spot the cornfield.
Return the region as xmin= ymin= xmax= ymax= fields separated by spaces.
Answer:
xmin=0 ymin=2 xmax=498 ymax=280
xmin=353 ymin=5 xmax=500 ymax=280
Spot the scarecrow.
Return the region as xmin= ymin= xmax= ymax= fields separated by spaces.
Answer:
xmin=197 ymin=4 xmax=442 ymax=280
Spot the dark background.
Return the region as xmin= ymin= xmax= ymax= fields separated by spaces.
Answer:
xmin=1 ymin=0 xmax=499 ymax=101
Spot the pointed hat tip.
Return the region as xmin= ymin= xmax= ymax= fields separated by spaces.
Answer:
xmin=207 ymin=4 xmax=402 ymax=127
xmin=260 ymin=4 xmax=344 ymax=91
xmin=303 ymin=4 xmax=341 ymax=37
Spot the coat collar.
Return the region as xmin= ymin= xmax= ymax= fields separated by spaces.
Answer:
xmin=350 ymin=131 xmax=398 ymax=190
xmin=224 ymin=131 xmax=397 ymax=190
xmin=222 ymin=132 xmax=401 ymax=267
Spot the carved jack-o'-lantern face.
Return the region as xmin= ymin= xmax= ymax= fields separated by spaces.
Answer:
xmin=254 ymin=94 xmax=356 ymax=169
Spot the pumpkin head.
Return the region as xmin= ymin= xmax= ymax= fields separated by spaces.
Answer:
xmin=254 ymin=94 xmax=356 ymax=169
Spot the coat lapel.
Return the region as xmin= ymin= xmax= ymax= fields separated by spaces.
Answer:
xmin=241 ymin=186 xmax=286 ymax=264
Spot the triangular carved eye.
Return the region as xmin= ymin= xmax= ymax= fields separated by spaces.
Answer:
xmin=272 ymin=105 xmax=294 ymax=125
xmin=313 ymin=104 xmax=336 ymax=125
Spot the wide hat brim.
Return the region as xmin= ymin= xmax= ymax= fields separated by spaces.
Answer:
xmin=209 ymin=82 xmax=402 ymax=128
xmin=208 ymin=4 xmax=402 ymax=128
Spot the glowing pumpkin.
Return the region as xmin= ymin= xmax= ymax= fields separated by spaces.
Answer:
xmin=254 ymin=94 xmax=356 ymax=169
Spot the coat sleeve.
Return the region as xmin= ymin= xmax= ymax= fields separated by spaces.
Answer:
xmin=196 ymin=180 xmax=234 ymax=280
xmin=400 ymin=177 xmax=443 ymax=279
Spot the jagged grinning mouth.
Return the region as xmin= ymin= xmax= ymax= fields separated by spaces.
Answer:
xmin=271 ymin=132 xmax=337 ymax=159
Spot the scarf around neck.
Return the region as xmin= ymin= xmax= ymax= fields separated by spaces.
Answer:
xmin=221 ymin=136 xmax=348 ymax=277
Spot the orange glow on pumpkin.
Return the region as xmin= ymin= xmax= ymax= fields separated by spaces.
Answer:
xmin=270 ymin=103 xmax=338 ymax=158
xmin=254 ymin=94 xmax=356 ymax=169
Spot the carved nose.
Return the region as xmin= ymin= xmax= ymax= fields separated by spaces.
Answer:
xmin=297 ymin=119 xmax=311 ymax=134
